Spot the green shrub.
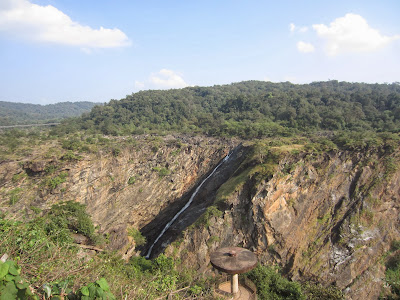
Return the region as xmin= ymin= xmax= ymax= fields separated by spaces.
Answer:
xmin=41 ymin=279 xmax=72 ymax=299
xmin=85 ymin=137 xmax=95 ymax=144
xmin=391 ymin=240 xmax=400 ymax=251
xmin=61 ymin=138 xmax=82 ymax=151
xmin=42 ymin=215 xmax=73 ymax=245
xmin=384 ymin=157 xmax=398 ymax=179
xmin=97 ymin=136 xmax=109 ymax=144
xmin=152 ymin=166 xmax=171 ymax=178
xmin=29 ymin=206 xmax=41 ymax=214
xmin=380 ymin=241 xmax=400 ymax=299
xmin=45 ymin=201 xmax=95 ymax=243
xmin=0 ymin=260 xmax=36 ymax=300
xmin=159 ymin=167 xmax=170 ymax=177
xmin=44 ymin=165 xmax=57 ymax=174
xmin=129 ymin=256 xmax=153 ymax=273
xmin=153 ymin=254 xmax=175 ymax=273
xmin=127 ymin=228 xmax=146 ymax=246
xmin=193 ymin=206 xmax=223 ymax=228
xmin=149 ymin=274 xmax=177 ymax=292
xmin=384 ymin=252 xmax=400 ymax=297
xmin=61 ymin=151 xmax=81 ymax=161
xmin=189 ymin=284 xmax=203 ymax=296
xmin=246 ymin=265 xmax=304 ymax=300
xmin=207 ymin=235 xmax=220 ymax=246
xmin=78 ymin=278 xmax=116 ymax=300
xmin=46 ymin=172 xmax=68 ymax=190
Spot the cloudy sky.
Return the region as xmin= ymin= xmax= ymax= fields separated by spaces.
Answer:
xmin=0 ymin=0 xmax=399 ymax=104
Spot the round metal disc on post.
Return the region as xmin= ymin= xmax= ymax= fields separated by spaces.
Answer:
xmin=210 ymin=247 xmax=258 ymax=297
xmin=210 ymin=247 xmax=258 ymax=274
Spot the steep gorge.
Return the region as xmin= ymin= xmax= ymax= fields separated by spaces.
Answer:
xmin=0 ymin=135 xmax=235 ymax=256
xmin=1 ymin=135 xmax=399 ymax=299
xmin=163 ymin=144 xmax=400 ymax=299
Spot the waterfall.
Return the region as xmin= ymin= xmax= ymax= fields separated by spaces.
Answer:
xmin=145 ymin=152 xmax=231 ymax=259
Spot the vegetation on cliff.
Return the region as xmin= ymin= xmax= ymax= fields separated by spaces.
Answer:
xmin=0 ymin=202 xmax=212 ymax=299
xmin=0 ymin=200 xmax=347 ymax=299
xmin=381 ymin=240 xmax=400 ymax=299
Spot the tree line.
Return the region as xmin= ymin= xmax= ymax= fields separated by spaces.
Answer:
xmin=0 ymin=101 xmax=99 ymax=126
xmin=55 ymin=81 xmax=400 ymax=138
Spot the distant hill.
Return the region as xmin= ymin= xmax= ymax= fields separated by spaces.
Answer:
xmin=0 ymin=101 xmax=101 ymax=126
xmin=59 ymin=80 xmax=400 ymax=137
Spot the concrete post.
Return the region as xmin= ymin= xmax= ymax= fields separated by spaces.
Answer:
xmin=231 ymin=274 xmax=239 ymax=294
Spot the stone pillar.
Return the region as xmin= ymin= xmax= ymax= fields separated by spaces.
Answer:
xmin=231 ymin=274 xmax=239 ymax=294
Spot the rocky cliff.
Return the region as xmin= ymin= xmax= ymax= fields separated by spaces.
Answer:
xmin=1 ymin=135 xmax=399 ymax=299
xmin=0 ymin=135 xmax=234 ymax=255
xmin=163 ymin=144 xmax=400 ymax=299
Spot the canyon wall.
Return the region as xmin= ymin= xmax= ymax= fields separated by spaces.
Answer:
xmin=164 ymin=146 xmax=400 ymax=299
xmin=0 ymin=135 xmax=233 ymax=255
xmin=1 ymin=135 xmax=399 ymax=299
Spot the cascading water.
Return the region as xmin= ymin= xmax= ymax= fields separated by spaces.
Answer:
xmin=145 ymin=152 xmax=232 ymax=259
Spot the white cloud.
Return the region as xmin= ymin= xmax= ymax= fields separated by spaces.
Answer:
xmin=289 ymin=23 xmax=308 ymax=33
xmin=149 ymin=69 xmax=188 ymax=89
xmin=312 ymin=13 xmax=399 ymax=56
xmin=297 ymin=41 xmax=315 ymax=53
xmin=0 ymin=0 xmax=131 ymax=49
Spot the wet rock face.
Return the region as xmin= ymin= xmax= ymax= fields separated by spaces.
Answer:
xmin=140 ymin=143 xmax=249 ymax=258
xmin=166 ymin=148 xmax=400 ymax=300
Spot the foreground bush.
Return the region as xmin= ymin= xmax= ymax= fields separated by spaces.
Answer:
xmin=246 ymin=265 xmax=304 ymax=300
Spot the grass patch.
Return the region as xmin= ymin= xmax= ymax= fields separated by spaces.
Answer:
xmin=127 ymin=176 xmax=137 ymax=185
xmin=207 ymin=235 xmax=220 ymax=246
xmin=8 ymin=188 xmax=22 ymax=205
xmin=152 ymin=167 xmax=171 ymax=178
xmin=11 ymin=172 xmax=27 ymax=183
xmin=216 ymin=166 xmax=253 ymax=204
xmin=45 ymin=171 xmax=68 ymax=190
xmin=317 ymin=213 xmax=330 ymax=226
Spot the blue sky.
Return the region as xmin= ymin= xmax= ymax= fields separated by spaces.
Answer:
xmin=0 ymin=0 xmax=399 ymax=104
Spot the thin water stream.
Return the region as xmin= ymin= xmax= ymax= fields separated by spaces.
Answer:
xmin=145 ymin=153 xmax=231 ymax=258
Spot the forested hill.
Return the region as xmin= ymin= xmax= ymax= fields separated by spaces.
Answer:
xmin=0 ymin=101 xmax=101 ymax=126
xmin=61 ymin=81 xmax=400 ymax=138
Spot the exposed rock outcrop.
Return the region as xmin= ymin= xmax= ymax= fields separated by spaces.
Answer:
xmin=1 ymin=135 xmax=399 ymax=299
xmin=165 ymin=147 xmax=400 ymax=300
xmin=0 ymin=135 xmax=235 ymax=257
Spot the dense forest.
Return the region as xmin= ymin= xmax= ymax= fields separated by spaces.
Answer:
xmin=57 ymin=81 xmax=400 ymax=138
xmin=0 ymin=101 xmax=100 ymax=126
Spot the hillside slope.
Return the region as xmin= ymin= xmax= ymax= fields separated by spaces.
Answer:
xmin=58 ymin=80 xmax=400 ymax=137
xmin=0 ymin=101 xmax=100 ymax=126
